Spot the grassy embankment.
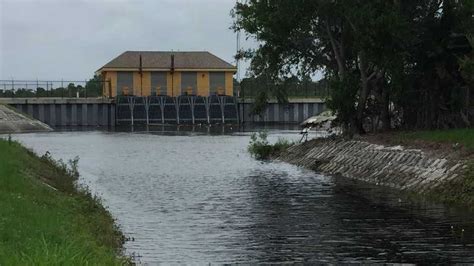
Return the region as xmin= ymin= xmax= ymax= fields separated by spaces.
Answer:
xmin=0 ymin=137 xmax=128 ymax=264
xmin=394 ymin=128 xmax=474 ymax=206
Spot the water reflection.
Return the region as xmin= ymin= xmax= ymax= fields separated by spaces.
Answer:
xmin=11 ymin=128 xmax=474 ymax=264
xmin=51 ymin=122 xmax=302 ymax=134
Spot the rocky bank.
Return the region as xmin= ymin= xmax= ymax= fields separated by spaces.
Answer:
xmin=276 ymin=138 xmax=470 ymax=201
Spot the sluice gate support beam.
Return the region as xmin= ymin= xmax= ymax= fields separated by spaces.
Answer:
xmin=204 ymin=97 xmax=210 ymax=124
xmin=159 ymin=97 xmax=166 ymax=124
xmin=144 ymin=96 xmax=150 ymax=125
xmin=127 ymin=96 xmax=136 ymax=126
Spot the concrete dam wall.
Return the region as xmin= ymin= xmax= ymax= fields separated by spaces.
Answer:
xmin=277 ymin=139 xmax=466 ymax=195
xmin=240 ymin=98 xmax=326 ymax=123
xmin=0 ymin=104 xmax=52 ymax=133
xmin=1 ymin=97 xmax=326 ymax=127
xmin=1 ymin=98 xmax=115 ymax=127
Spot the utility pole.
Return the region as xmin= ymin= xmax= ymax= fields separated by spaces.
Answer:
xmin=170 ymin=54 xmax=175 ymax=97
xmin=139 ymin=54 xmax=143 ymax=96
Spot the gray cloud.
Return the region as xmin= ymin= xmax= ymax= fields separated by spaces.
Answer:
xmin=0 ymin=0 xmax=254 ymax=80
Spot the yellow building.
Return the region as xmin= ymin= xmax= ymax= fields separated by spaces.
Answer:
xmin=96 ymin=51 xmax=237 ymax=97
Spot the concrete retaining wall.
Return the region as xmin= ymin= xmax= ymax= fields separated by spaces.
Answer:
xmin=0 ymin=97 xmax=327 ymax=126
xmin=277 ymin=139 xmax=466 ymax=194
xmin=0 ymin=105 xmax=52 ymax=133
xmin=240 ymin=98 xmax=326 ymax=123
xmin=0 ymin=98 xmax=115 ymax=127
xmin=10 ymin=103 xmax=115 ymax=127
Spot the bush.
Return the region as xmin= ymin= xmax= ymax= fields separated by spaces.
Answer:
xmin=39 ymin=151 xmax=80 ymax=193
xmin=248 ymin=131 xmax=292 ymax=160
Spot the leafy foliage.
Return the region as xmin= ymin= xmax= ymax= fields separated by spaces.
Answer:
xmin=326 ymin=74 xmax=359 ymax=135
xmin=459 ymin=36 xmax=474 ymax=88
xmin=234 ymin=0 xmax=474 ymax=134
xmin=248 ymin=131 xmax=292 ymax=160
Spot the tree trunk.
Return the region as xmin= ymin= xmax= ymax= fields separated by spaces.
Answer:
xmin=379 ymin=73 xmax=390 ymax=131
xmin=325 ymin=23 xmax=346 ymax=79
xmin=355 ymin=51 xmax=371 ymax=133
xmin=380 ymin=88 xmax=390 ymax=131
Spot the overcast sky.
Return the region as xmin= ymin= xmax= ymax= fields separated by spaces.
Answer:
xmin=0 ymin=0 xmax=255 ymax=81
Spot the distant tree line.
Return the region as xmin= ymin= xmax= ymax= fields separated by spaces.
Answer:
xmin=233 ymin=0 xmax=474 ymax=134
xmin=0 ymin=75 xmax=103 ymax=98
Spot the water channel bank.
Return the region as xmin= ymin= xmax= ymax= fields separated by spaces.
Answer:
xmin=12 ymin=129 xmax=474 ymax=263
xmin=277 ymin=137 xmax=473 ymax=207
xmin=0 ymin=138 xmax=127 ymax=264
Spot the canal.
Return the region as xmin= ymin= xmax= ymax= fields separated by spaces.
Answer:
xmin=12 ymin=126 xmax=474 ymax=264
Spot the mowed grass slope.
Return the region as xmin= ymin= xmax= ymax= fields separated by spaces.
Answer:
xmin=0 ymin=138 xmax=127 ymax=264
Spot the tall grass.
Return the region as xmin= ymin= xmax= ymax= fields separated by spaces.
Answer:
xmin=0 ymin=138 xmax=128 ymax=264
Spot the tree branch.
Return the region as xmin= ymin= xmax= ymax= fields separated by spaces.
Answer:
xmin=325 ymin=21 xmax=345 ymax=78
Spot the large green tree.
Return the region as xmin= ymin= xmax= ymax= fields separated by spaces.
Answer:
xmin=233 ymin=0 xmax=473 ymax=134
xmin=85 ymin=75 xmax=104 ymax=97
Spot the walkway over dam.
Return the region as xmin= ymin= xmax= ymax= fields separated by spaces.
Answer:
xmin=0 ymin=96 xmax=325 ymax=127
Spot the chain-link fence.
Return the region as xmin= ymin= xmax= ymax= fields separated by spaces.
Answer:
xmin=0 ymin=79 xmax=105 ymax=98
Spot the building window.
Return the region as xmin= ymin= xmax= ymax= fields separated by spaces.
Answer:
xmin=209 ymin=72 xmax=225 ymax=95
xmin=151 ymin=72 xmax=167 ymax=96
xmin=117 ymin=72 xmax=133 ymax=96
xmin=181 ymin=72 xmax=197 ymax=95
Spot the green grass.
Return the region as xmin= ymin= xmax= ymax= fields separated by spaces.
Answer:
xmin=0 ymin=138 xmax=128 ymax=265
xmin=396 ymin=128 xmax=474 ymax=151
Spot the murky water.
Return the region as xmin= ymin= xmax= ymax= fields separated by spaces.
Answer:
xmin=11 ymin=126 xmax=474 ymax=264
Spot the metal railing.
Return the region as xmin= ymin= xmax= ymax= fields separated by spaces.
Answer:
xmin=0 ymin=79 xmax=330 ymax=99
xmin=0 ymin=79 xmax=105 ymax=98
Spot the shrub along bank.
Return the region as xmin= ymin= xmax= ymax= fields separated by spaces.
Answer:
xmin=0 ymin=137 xmax=128 ymax=264
xmin=248 ymin=131 xmax=292 ymax=160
